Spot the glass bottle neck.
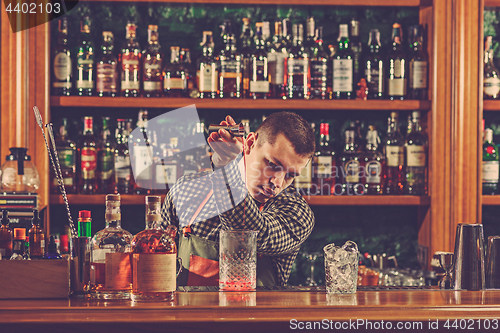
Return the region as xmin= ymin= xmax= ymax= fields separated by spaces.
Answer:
xmin=145 ymin=202 xmax=162 ymax=230
xmin=105 ymin=202 xmax=121 ymax=228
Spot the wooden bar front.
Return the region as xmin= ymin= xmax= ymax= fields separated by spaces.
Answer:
xmin=1 ymin=289 xmax=500 ymax=332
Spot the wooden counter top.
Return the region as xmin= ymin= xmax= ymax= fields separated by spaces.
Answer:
xmin=1 ymin=289 xmax=500 ymax=332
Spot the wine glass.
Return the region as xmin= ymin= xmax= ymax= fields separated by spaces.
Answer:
xmin=303 ymin=252 xmax=322 ymax=287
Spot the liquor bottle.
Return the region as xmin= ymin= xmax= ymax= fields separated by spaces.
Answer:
xmin=408 ymin=25 xmax=428 ymax=100
xmin=284 ymin=24 xmax=310 ymax=99
xmin=364 ymin=29 xmax=384 ymax=99
xmin=29 ymin=209 xmax=45 ymax=259
xmin=43 ymin=235 xmax=62 ymax=259
xmin=131 ymin=196 xmax=178 ymax=301
xmin=350 ymin=19 xmax=362 ymax=88
xmin=181 ymin=48 xmax=195 ymax=96
xmin=96 ymin=31 xmax=118 ymax=97
xmin=364 ymin=126 xmax=385 ymax=195
xmin=305 ymin=17 xmax=316 ymax=56
xmin=404 ymin=111 xmax=428 ymax=195
xmin=310 ymin=27 xmax=329 ymax=100
xmin=483 ymin=127 xmax=499 ymax=195
xmin=268 ymin=20 xmax=288 ymax=98
xmin=163 ymin=46 xmax=188 ymax=97
xmin=197 ymin=31 xmax=218 ymax=99
xmin=10 ymin=228 xmax=28 ymax=260
xmin=142 ymin=25 xmax=163 ymax=98
xmin=97 ymin=117 xmax=114 ymax=194
xmin=50 ymin=118 xmax=77 ymax=194
xmin=90 ymin=194 xmax=133 ymax=300
xmin=120 ymin=22 xmax=141 ymax=97
xmin=219 ymin=20 xmax=243 ymax=98
xmin=52 ymin=17 xmax=72 ymax=96
xmin=131 ymin=110 xmax=153 ymax=194
xmin=250 ymin=23 xmax=270 ymax=99
xmin=240 ymin=18 xmax=253 ymax=99
xmin=114 ymin=119 xmax=132 ymax=194
xmin=484 ymin=36 xmax=500 ymax=100
xmin=78 ymin=210 xmax=92 ymax=238
xmin=313 ymin=123 xmax=335 ymax=195
xmin=76 ymin=16 xmax=94 ymax=96
xmin=0 ymin=210 xmax=12 ymax=259
xmin=339 ymin=122 xmax=364 ymax=195
xmin=332 ymin=24 xmax=354 ymax=99
xmin=79 ymin=116 xmax=98 ymax=194
xmin=383 ymin=112 xmax=405 ymax=194
xmin=387 ymin=23 xmax=407 ymax=100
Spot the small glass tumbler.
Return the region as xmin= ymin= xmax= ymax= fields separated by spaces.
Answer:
xmin=324 ymin=241 xmax=359 ymax=294
xmin=219 ymin=230 xmax=257 ymax=291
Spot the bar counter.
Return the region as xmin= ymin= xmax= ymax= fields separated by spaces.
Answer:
xmin=1 ymin=287 xmax=500 ymax=332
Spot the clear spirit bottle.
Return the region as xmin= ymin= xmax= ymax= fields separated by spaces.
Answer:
xmin=404 ymin=111 xmax=428 ymax=195
xmin=120 ymin=22 xmax=141 ymax=97
xmin=131 ymin=196 xmax=178 ymax=302
xmin=142 ymin=25 xmax=163 ymax=98
xmin=90 ymin=194 xmax=133 ymax=300
xmin=339 ymin=122 xmax=364 ymax=195
xmin=383 ymin=112 xmax=405 ymax=194
xmin=76 ymin=16 xmax=94 ymax=96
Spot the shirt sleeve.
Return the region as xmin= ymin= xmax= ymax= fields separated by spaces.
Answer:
xmin=210 ymin=156 xmax=315 ymax=256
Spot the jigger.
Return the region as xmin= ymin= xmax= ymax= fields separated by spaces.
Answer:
xmin=486 ymin=236 xmax=500 ymax=288
xmin=452 ymin=223 xmax=485 ymax=291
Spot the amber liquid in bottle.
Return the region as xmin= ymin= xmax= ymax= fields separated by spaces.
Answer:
xmin=52 ymin=17 xmax=72 ymax=96
xmin=29 ymin=210 xmax=45 ymax=259
xmin=120 ymin=22 xmax=141 ymax=97
xmin=384 ymin=112 xmax=405 ymax=194
xmin=0 ymin=210 xmax=13 ymax=259
xmin=143 ymin=25 xmax=163 ymax=98
xmin=163 ymin=46 xmax=188 ymax=97
xmin=96 ymin=31 xmax=118 ymax=97
xmin=197 ymin=31 xmax=218 ymax=99
xmin=218 ymin=20 xmax=243 ymax=99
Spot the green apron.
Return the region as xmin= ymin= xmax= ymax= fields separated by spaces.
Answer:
xmin=178 ymin=232 xmax=277 ymax=287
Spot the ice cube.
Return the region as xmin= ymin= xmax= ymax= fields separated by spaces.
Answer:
xmin=333 ymin=247 xmax=349 ymax=262
xmin=342 ymin=240 xmax=358 ymax=254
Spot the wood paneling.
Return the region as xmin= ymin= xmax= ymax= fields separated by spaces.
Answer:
xmin=79 ymin=0 xmax=431 ymax=6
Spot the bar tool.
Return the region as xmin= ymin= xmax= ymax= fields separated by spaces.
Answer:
xmin=33 ymin=106 xmax=77 ymax=238
xmin=486 ymin=235 xmax=500 ymax=288
xmin=436 ymin=251 xmax=454 ymax=289
xmin=208 ymin=123 xmax=245 ymax=137
xmin=70 ymin=236 xmax=91 ymax=296
xmin=452 ymin=223 xmax=485 ymax=290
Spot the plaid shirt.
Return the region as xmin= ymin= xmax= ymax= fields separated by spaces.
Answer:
xmin=161 ymin=155 xmax=315 ymax=285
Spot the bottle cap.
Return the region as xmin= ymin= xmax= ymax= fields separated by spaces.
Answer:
xmin=146 ymin=196 xmax=161 ymax=203
xmin=14 ymin=228 xmax=25 ymax=240
xmin=79 ymin=210 xmax=91 ymax=219
xmin=148 ymin=24 xmax=158 ymax=31
xmin=106 ymin=194 xmax=121 ymax=202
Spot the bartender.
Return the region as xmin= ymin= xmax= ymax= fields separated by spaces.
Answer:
xmin=161 ymin=111 xmax=316 ymax=286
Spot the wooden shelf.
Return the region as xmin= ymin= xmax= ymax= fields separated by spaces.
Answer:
xmin=482 ymin=195 xmax=500 ymax=205
xmin=483 ymin=100 xmax=500 ymax=111
xmin=79 ymin=0 xmax=431 ymax=6
xmin=485 ymin=0 xmax=500 ymax=7
xmin=51 ymin=194 xmax=430 ymax=206
xmin=50 ymin=96 xmax=431 ymax=111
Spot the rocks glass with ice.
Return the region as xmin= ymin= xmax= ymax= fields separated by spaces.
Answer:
xmin=324 ymin=241 xmax=359 ymax=294
xmin=219 ymin=230 xmax=257 ymax=291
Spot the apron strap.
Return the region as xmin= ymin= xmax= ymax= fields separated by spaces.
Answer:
xmin=183 ymin=189 xmax=213 ymax=236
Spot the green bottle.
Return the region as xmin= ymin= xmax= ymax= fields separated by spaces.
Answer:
xmin=78 ymin=210 xmax=92 ymax=238
xmin=483 ymin=128 xmax=499 ymax=195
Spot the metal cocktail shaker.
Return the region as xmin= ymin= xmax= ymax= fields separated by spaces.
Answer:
xmin=70 ymin=236 xmax=91 ymax=297
xmin=452 ymin=223 xmax=485 ymax=291
xmin=486 ymin=236 xmax=500 ymax=288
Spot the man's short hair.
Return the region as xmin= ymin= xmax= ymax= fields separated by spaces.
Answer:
xmin=255 ymin=111 xmax=315 ymax=157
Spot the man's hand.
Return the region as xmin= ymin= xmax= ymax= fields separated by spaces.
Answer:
xmin=208 ymin=115 xmax=244 ymax=168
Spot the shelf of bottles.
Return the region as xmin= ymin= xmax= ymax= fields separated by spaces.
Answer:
xmin=50 ymin=96 xmax=431 ymax=111
xmin=77 ymin=0 xmax=430 ymax=6
xmin=50 ymin=193 xmax=429 ymax=206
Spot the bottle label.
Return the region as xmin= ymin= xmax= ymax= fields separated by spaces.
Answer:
xmin=197 ymin=64 xmax=218 ymax=92
xmin=96 ymin=63 xmax=118 ymax=93
xmin=134 ymin=146 xmax=153 ymax=180
xmin=484 ymin=77 xmax=500 ymax=97
xmin=365 ymin=64 xmax=383 ymax=94
xmin=344 ymin=160 xmax=360 ymax=183
xmin=81 ymin=147 xmax=97 ymax=179
xmin=163 ymin=77 xmax=186 ymax=90
xmin=295 ymin=161 xmax=312 ymax=185
xmin=115 ymin=155 xmax=131 ymax=181
xmin=407 ymin=145 xmax=426 ymax=167
xmin=99 ymin=150 xmax=114 ymax=180
xmin=58 ymin=148 xmax=75 ymax=168
xmin=105 ymin=253 xmax=132 ymax=291
xmin=287 ymin=58 xmax=308 ymax=75
xmin=121 ymin=53 xmax=140 ymax=90
xmin=54 ymin=177 xmax=74 ymax=186
xmin=156 ymin=164 xmax=178 ymax=185
xmin=483 ymin=161 xmax=500 ymax=183
xmin=250 ymin=81 xmax=270 ymax=93
xmin=143 ymin=58 xmax=162 ymax=92
xmin=388 ymin=78 xmax=406 ymax=96
xmin=314 ymin=156 xmax=332 ymax=178
xmin=221 ymin=60 xmax=241 ymax=74
xmin=143 ymin=81 xmax=162 ymax=91
xmin=410 ymin=60 xmax=427 ymax=89
xmin=132 ymin=253 xmax=177 ymax=293
xmin=268 ymin=52 xmax=286 ymax=85
xmin=365 ymin=160 xmax=382 ymax=184
xmin=76 ymin=79 xmax=94 ymax=89
xmin=54 ymin=52 xmax=72 ymax=81
xmin=311 ymin=61 xmax=328 ymax=91
xmin=333 ymin=59 xmax=353 ymax=92
xmin=386 ymin=146 xmax=404 ymax=167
